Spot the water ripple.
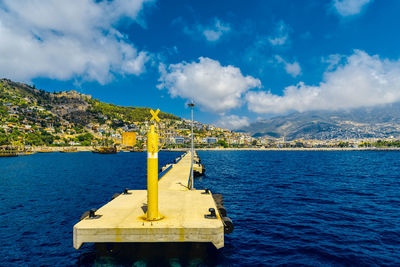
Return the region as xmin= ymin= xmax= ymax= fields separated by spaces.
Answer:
xmin=1 ymin=151 xmax=400 ymax=265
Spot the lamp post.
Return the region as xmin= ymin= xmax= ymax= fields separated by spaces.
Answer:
xmin=188 ymin=102 xmax=195 ymax=189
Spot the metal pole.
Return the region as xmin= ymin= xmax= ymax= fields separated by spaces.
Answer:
xmin=188 ymin=102 xmax=195 ymax=189
xmin=146 ymin=124 xmax=161 ymax=220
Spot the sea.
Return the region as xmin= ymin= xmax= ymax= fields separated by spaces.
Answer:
xmin=1 ymin=150 xmax=400 ymax=266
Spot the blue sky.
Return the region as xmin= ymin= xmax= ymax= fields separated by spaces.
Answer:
xmin=1 ymin=0 xmax=400 ymax=129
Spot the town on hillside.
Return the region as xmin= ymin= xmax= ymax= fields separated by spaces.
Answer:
xmin=1 ymin=78 xmax=400 ymax=151
xmin=0 ymin=79 xmax=256 ymax=150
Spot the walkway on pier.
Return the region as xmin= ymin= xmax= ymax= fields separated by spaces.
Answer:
xmin=159 ymin=151 xmax=193 ymax=190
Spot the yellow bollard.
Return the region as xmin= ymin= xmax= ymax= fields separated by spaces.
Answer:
xmin=146 ymin=124 xmax=162 ymax=221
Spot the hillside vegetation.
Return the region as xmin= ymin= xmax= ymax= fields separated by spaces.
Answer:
xmin=0 ymin=78 xmax=179 ymax=146
xmin=0 ymin=78 xmax=179 ymax=125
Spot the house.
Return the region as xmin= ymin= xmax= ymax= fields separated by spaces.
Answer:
xmin=206 ymin=137 xmax=217 ymax=144
xmin=174 ymin=136 xmax=185 ymax=144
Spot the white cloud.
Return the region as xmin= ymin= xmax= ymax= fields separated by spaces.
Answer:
xmin=322 ymin=54 xmax=345 ymax=70
xmin=268 ymin=21 xmax=290 ymax=46
xmin=158 ymin=57 xmax=261 ymax=113
xmin=285 ymin=62 xmax=302 ymax=78
xmin=247 ymin=50 xmax=400 ymax=114
xmin=202 ymin=19 xmax=231 ymax=42
xmin=275 ymin=55 xmax=302 ymax=77
xmin=0 ymin=0 xmax=153 ymax=84
xmin=333 ymin=0 xmax=373 ymax=16
xmin=184 ymin=18 xmax=231 ymax=42
xmin=216 ymin=115 xmax=250 ymax=130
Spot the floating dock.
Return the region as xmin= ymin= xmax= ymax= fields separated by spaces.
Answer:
xmin=73 ymin=150 xmax=229 ymax=249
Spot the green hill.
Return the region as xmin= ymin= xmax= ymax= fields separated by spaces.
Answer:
xmin=0 ymin=78 xmax=179 ymax=124
xmin=0 ymin=78 xmax=180 ymax=146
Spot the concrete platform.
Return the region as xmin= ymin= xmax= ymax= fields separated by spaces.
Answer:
xmin=74 ymin=151 xmax=224 ymax=249
xmin=74 ymin=190 xmax=223 ymax=249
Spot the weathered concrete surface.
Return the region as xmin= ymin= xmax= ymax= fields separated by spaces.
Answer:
xmin=74 ymin=151 xmax=224 ymax=249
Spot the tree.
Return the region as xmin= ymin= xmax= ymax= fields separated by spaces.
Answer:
xmin=0 ymin=104 xmax=7 ymax=117
xmin=338 ymin=141 xmax=350 ymax=148
xmin=0 ymin=132 xmax=9 ymax=145
xmin=217 ymin=140 xmax=228 ymax=148
xmin=77 ymin=133 xmax=94 ymax=146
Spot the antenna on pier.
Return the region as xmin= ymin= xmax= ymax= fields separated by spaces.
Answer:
xmin=188 ymin=101 xmax=195 ymax=189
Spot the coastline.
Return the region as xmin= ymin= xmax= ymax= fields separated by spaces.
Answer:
xmin=25 ymin=146 xmax=400 ymax=153
xmin=31 ymin=146 xmax=93 ymax=152
xmin=162 ymin=147 xmax=400 ymax=152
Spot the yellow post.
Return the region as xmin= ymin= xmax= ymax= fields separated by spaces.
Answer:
xmin=146 ymin=110 xmax=162 ymax=221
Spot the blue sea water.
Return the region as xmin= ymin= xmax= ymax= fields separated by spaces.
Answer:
xmin=1 ymin=151 xmax=400 ymax=266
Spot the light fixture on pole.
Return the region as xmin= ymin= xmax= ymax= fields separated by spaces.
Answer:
xmin=188 ymin=102 xmax=195 ymax=189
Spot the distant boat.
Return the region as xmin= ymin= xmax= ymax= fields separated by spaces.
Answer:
xmin=92 ymin=146 xmax=118 ymax=154
xmin=18 ymin=147 xmax=34 ymax=156
xmin=60 ymin=147 xmax=78 ymax=153
xmin=120 ymin=146 xmax=143 ymax=152
xmin=18 ymin=151 xmax=33 ymax=156
xmin=0 ymin=146 xmax=18 ymax=157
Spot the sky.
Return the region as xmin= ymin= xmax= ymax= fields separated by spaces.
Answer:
xmin=1 ymin=0 xmax=400 ymax=129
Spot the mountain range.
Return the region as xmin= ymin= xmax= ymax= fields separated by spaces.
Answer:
xmin=239 ymin=104 xmax=400 ymax=140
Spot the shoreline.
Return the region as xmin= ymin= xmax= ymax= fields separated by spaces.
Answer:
xmin=26 ymin=146 xmax=400 ymax=153
xmin=31 ymin=146 xmax=93 ymax=152
xmin=162 ymin=147 xmax=400 ymax=152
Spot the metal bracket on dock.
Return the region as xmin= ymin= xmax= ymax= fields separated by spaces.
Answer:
xmin=87 ymin=209 xmax=102 ymax=220
xmin=201 ymin=188 xmax=210 ymax=194
xmin=123 ymin=188 xmax=132 ymax=195
xmin=204 ymin=208 xmax=217 ymax=219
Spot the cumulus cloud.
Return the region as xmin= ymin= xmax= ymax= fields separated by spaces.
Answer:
xmin=247 ymin=50 xmax=400 ymax=114
xmin=268 ymin=21 xmax=290 ymax=46
xmin=216 ymin=115 xmax=250 ymax=130
xmin=333 ymin=0 xmax=373 ymax=16
xmin=275 ymin=55 xmax=302 ymax=77
xmin=0 ymin=0 xmax=153 ymax=84
xmin=184 ymin=18 xmax=231 ymax=42
xmin=158 ymin=57 xmax=261 ymax=113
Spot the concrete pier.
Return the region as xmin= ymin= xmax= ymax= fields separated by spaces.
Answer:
xmin=73 ymin=151 xmax=224 ymax=249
